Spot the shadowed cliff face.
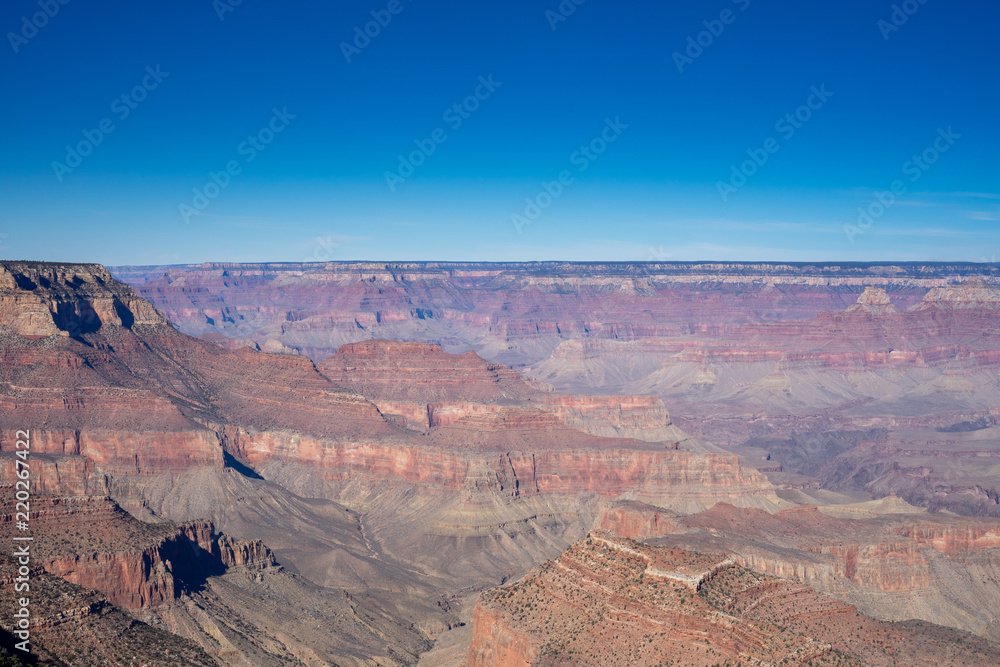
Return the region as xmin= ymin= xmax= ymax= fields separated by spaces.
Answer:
xmin=0 ymin=490 xmax=443 ymax=666
xmin=0 ymin=557 xmax=217 ymax=666
xmin=1 ymin=261 xmax=168 ymax=339
xmin=3 ymin=492 xmax=269 ymax=610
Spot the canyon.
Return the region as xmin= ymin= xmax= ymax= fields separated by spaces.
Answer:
xmin=113 ymin=262 xmax=1000 ymax=519
xmin=0 ymin=261 xmax=779 ymax=664
xmin=2 ymin=260 xmax=1000 ymax=664
xmin=111 ymin=261 xmax=1000 ymax=366
xmin=466 ymin=530 xmax=1000 ymax=667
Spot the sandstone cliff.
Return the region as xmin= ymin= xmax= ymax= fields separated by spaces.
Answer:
xmin=466 ymin=530 xmax=1000 ymax=666
xmin=615 ymin=502 xmax=1000 ymax=643
xmin=0 ymin=554 xmax=216 ymax=666
xmin=112 ymin=261 xmax=997 ymax=366
xmin=0 ymin=492 xmax=274 ymax=610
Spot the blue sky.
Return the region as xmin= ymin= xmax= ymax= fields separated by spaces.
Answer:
xmin=0 ymin=0 xmax=997 ymax=264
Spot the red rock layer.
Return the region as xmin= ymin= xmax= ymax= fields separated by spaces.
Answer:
xmin=468 ymin=531 xmax=1000 ymax=666
xmin=594 ymin=501 xmax=683 ymax=541
xmin=232 ymin=426 xmax=775 ymax=509
xmin=112 ymin=262 xmax=997 ymax=364
xmin=319 ymin=339 xmax=678 ymax=442
xmin=0 ymin=491 xmax=274 ymax=610
xmin=320 ymin=339 xmax=533 ymax=403
xmin=0 ymin=557 xmax=216 ymax=665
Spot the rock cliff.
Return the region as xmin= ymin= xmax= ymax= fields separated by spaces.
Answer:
xmin=319 ymin=338 xmax=687 ymax=443
xmin=0 ymin=554 xmax=216 ymax=666
xmin=0 ymin=492 xmax=273 ymax=610
xmin=466 ymin=530 xmax=1000 ymax=666
xmin=625 ymin=502 xmax=1000 ymax=642
xmin=112 ymin=261 xmax=998 ymax=366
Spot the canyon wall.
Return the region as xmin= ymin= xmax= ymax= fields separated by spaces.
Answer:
xmin=466 ymin=530 xmax=1000 ymax=666
xmin=0 ymin=492 xmax=273 ymax=610
xmin=113 ymin=262 xmax=1000 ymax=365
xmin=602 ymin=502 xmax=1000 ymax=642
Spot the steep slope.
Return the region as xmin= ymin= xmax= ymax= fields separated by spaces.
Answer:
xmin=466 ymin=531 xmax=1000 ymax=666
xmin=597 ymin=501 xmax=1000 ymax=642
xmin=0 ymin=556 xmax=216 ymax=667
xmin=0 ymin=487 xmax=445 ymax=666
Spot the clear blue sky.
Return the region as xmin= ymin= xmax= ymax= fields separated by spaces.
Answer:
xmin=1 ymin=0 xmax=998 ymax=264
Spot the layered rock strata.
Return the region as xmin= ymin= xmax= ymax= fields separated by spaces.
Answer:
xmin=467 ymin=530 xmax=1000 ymax=666
xmin=111 ymin=261 xmax=999 ymax=366
xmin=601 ymin=501 xmax=1000 ymax=642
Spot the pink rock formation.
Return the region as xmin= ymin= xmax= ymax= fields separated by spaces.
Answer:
xmin=113 ymin=262 xmax=993 ymax=365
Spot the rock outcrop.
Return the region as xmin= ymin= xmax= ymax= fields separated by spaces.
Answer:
xmin=467 ymin=531 xmax=1000 ymax=666
xmin=594 ymin=500 xmax=684 ymax=541
xmin=846 ymin=286 xmax=899 ymax=315
xmin=0 ymin=491 xmax=273 ymax=610
xmin=1 ymin=261 xmax=168 ymax=338
xmin=0 ymin=555 xmax=216 ymax=666
xmin=634 ymin=502 xmax=1000 ymax=642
